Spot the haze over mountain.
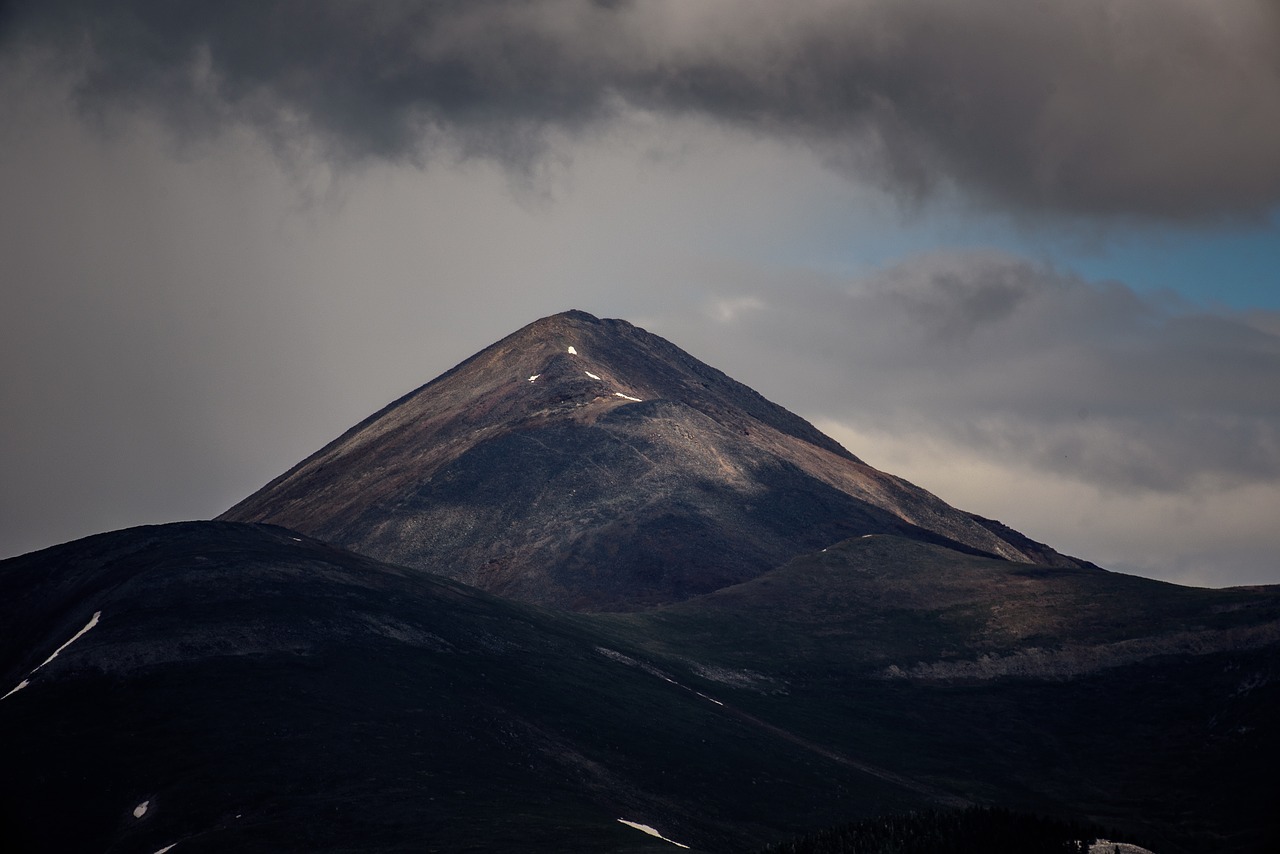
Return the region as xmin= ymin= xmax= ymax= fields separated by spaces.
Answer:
xmin=222 ymin=310 xmax=1084 ymax=610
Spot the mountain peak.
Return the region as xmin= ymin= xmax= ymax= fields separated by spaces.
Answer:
xmin=538 ymin=307 xmax=603 ymax=324
xmin=221 ymin=312 xmax=1085 ymax=610
xmin=400 ymin=310 xmax=858 ymax=462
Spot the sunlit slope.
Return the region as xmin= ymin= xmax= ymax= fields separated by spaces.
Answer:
xmin=621 ymin=535 xmax=1280 ymax=673
xmin=221 ymin=311 xmax=1086 ymax=611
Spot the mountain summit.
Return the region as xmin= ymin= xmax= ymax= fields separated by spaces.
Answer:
xmin=222 ymin=310 xmax=1082 ymax=609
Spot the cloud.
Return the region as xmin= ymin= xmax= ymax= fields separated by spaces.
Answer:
xmin=707 ymin=295 xmax=766 ymax=325
xmin=0 ymin=67 xmax=841 ymax=560
xmin=641 ymin=253 xmax=1280 ymax=584
xmin=654 ymin=250 xmax=1280 ymax=497
xmin=815 ymin=419 xmax=1280 ymax=587
xmin=5 ymin=0 xmax=1280 ymax=220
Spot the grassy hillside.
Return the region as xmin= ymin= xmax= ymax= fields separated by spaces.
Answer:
xmin=3 ymin=526 xmax=1277 ymax=852
xmin=588 ymin=536 xmax=1280 ymax=853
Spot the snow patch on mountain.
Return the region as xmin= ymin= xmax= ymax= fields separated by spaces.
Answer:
xmin=617 ymin=819 xmax=691 ymax=848
xmin=2 ymin=611 xmax=102 ymax=700
xmin=1 ymin=680 xmax=29 ymax=700
xmin=36 ymin=611 xmax=101 ymax=670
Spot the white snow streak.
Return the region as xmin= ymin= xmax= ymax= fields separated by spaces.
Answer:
xmin=2 ymin=611 xmax=102 ymax=701
xmin=695 ymin=691 xmax=725 ymax=706
xmin=617 ymin=819 xmax=691 ymax=848
xmin=153 ymin=845 xmax=177 ymax=854
xmin=133 ymin=801 xmax=149 ymax=818
xmin=35 ymin=612 xmax=101 ymax=670
xmin=567 ymin=346 xmax=578 ymax=355
xmin=614 ymin=392 xmax=642 ymax=402
xmin=1 ymin=680 xmax=29 ymax=700
xmin=529 ymin=374 xmax=540 ymax=382
xmin=585 ymin=371 xmax=601 ymax=380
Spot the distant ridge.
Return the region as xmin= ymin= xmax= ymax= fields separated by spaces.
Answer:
xmin=221 ymin=310 xmax=1087 ymax=610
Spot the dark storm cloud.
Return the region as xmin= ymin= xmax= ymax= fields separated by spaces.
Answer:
xmin=5 ymin=0 xmax=1280 ymax=220
xmin=694 ymin=251 xmax=1280 ymax=494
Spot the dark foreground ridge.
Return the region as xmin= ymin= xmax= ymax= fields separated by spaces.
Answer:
xmin=0 ymin=522 xmax=961 ymax=853
xmin=222 ymin=310 xmax=1086 ymax=610
xmin=1 ymin=523 xmax=1277 ymax=852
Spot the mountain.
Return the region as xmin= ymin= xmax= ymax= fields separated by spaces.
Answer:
xmin=601 ymin=535 xmax=1280 ymax=853
xmin=6 ymin=310 xmax=1278 ymax=853
xmin=0 ymin=522 xmax=954 ymax=854
xmin=2 ymin=525 xmax=1277 ymax=853
xmin=221 ymin=310 xmax=1085 ymax=610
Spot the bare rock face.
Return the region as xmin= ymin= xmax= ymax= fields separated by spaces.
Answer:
xmin=221 ymin=310 xmax=1084 ymax=610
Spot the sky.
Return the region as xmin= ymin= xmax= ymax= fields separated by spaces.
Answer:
xmin=1 ymin=0 xmax=1278 ymax=587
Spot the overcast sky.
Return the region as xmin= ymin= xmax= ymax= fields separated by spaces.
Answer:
xmin=2 ymin=1 xmax=1278 ymax=586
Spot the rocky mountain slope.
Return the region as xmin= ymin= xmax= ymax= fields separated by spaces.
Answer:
xmin=221 ymin=310 xmax=1085 ymax=610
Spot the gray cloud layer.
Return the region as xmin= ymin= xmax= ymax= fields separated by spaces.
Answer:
xmin=6 ymin=0 xmax=1280 ymax=220
xmin=673 ymin=252 xmax=1280 ymax=496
